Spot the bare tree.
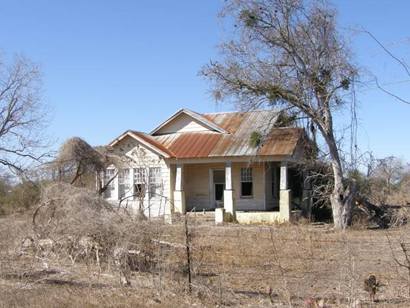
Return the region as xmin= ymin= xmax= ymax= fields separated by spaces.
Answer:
xmin=360 ymin=29 xmax=410 ymax=105
xmin=55 ymin=137 xmax=105 ymax=185
xmin=0 ymin=55 xmax=48 ymax=174
xmin=201 ymin=0 xmax=357 ymax=229
xmin=54 ymin=137 xmax=124 ymax=195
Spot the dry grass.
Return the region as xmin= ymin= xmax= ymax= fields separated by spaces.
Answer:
xmin=2 ymin=208 xmax=410 ymax=307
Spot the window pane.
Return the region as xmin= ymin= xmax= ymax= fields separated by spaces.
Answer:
xmin=119 ymin=169 xmax=130 ymax=199
xmin=241 ymin=168 xmax=252 ymax=182
xmin=134 ymin=168 xmax=146 ymax=184
xmin=241 ymin=182 xmax=253 ymax=196
xmin=149 ymin=167 xmax=161 ymax=198
xmin=241 ymin=168 xmax=253 ymax=196
xmin=149 ymin=167 xmax=161 ymax=184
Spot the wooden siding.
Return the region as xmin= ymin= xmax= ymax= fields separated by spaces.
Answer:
xmin=233 ymin=162 xmax=265 ymax=211
xmin=154 ymin=113 xmax=212 ymax=135
xmin=182 ymin=162 xmax=267 ymax=211
xmin=109 ymin=137 xmax=171 ymax=217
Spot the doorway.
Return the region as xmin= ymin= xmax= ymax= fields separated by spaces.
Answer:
xmin=210 ymin=169 xmax=225 ymax=208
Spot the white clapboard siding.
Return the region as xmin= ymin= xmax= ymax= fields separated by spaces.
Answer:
xmin=154 ymin=113 xmax=212 ymax=134
xmin=107 ymin=136 xmax=171 ymax=218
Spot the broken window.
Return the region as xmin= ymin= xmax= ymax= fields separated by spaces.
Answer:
xmin=241 ymin=167 xmax=253 ymax=197
xmin=133 ymin=168 xmax=146 ymax=199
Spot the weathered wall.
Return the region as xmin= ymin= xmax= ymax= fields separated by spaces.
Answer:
xmin=155 ymin=113 xmax=211 ymax=135
xmin=232 ymin=162 xmax=265 ymax=211
xmin=236 ymin=211 xmax=284 ymax=224
xmin=184 ymin=163 xmax=224 ymax=211
xmin=106 ymin=136 xmax=171 ymax=218
xmin=182 ymin=161 xmax=268 ymax=211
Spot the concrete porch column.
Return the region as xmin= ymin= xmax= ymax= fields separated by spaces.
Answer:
xmin=279 ymin=162 xmax=291 ymax=221
xmin=223 ymin=161 xmax=235 ymax=219
xmin=173 ymin=163 xmax=186 ymax=214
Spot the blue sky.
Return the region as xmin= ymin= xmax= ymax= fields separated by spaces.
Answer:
xmin=0 ymin=0 xmax=409 ymax=161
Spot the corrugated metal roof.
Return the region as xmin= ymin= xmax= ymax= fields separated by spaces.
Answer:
xmin=258 ymin=128 xmax=303 ymax=156
xmin=168 ymin=133 xmax=221 ymax=158
xmin=129 ymin=131 xmax=176 ymax=157
xmin=150 ymin=110 xmax=304 ymax=159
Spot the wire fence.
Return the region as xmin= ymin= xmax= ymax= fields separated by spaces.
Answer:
xmin=2 ymin=209 xmax=410 ymax=306
xmin=148 ymin=213 xmax=410 ymax=305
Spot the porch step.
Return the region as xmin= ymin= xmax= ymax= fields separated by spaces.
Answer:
xmin=186 ymin=211 xmax=215 ymax=223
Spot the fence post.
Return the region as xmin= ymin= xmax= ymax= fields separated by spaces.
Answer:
xmin=184 ymin=214 xmax=192 ymax=293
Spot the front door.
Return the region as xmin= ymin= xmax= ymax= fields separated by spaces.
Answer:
xmin=211 ymin=169 xmax=225 ymax=208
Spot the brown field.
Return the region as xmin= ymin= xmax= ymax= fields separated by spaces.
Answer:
xmin=1 ymin=212 xmax=410 ymax=307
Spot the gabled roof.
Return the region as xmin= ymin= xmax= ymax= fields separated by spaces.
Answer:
xmin=109 ymin=130 xmax=175 ymax=158
xmin=150 ymin=108 xmax=228 ymax=135
xmin=152 ymin=110 xmax=305 ymax=158
xmin=108 ymin=109 xmax=307 ymax=160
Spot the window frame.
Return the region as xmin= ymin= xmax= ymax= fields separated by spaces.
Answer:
xmin=133 ymin=168 xmax=147 ymax=200
xmin=104 ymin=168 xmax=116 ymax=199
xmin=148 ymin=167 xmax=162 ymax=199
xmin=118 ymin=169 xmax=131 ymax=199
xmin=240 ymin=167 xmax=253 ymax=198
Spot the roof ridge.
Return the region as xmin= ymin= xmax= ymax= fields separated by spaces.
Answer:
xmin=203 ymin=109 xmax=281 ymax=115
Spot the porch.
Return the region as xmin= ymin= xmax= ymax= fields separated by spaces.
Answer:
xmin=170 ymin=160 xmax=312 ymax=224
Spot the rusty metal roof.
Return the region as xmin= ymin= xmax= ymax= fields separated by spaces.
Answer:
xmin=130 ymin=131 xmax=176 ymax=157
xmin=156 ymin=133 xmax=222 ymax=158
xmin=109 ymin=130 xmax=176 ymax=157
xmin=151 ymin=110 xmax=305 ymax=159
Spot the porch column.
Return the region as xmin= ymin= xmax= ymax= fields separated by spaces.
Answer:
xmin=279 ymin=162 xmax=291 ymax=221
xmin=223 ymin=161 xmax=235 ymax=219
xmin=173 ymin=163 xmax=186 ymax=214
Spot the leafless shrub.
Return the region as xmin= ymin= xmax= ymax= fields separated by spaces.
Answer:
xmin=53 ymin=137 xmax=105 ymax=185
xmin=386 ymin=231 xmax=410 ymax=297
xmin=389 ymin=207 xmax=410 ymax=228
xmin=30 ymin=182 xmax=161 ymax=286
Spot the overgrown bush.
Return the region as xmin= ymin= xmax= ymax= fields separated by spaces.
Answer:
xmin=31 ymin=182 xmax=161 ymax=285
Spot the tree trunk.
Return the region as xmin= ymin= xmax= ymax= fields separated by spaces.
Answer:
xmin=321 ymin=126 xmax=354 ymax=229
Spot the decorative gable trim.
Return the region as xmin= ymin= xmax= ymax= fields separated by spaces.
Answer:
xmin=150 ymin=108 xmax=228 ymax=135
xmin=109 ymin=130 xmax=175 ymax=158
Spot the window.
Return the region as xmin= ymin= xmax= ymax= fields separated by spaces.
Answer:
xmin=118 ymin=169 xmax=131 ymax=199
xmin=133 ymin=168 xmax=146 ymax=199
xmin=149 ymin=167 xmax=162 ymax=198
xmin=104 ymin=169 xmax=116 ymax=199
xmin=240 ymin=168 xmax=253 ymax=197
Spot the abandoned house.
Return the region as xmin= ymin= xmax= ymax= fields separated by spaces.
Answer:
xmin=103 ymin=108 xmax=312 ymax=224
